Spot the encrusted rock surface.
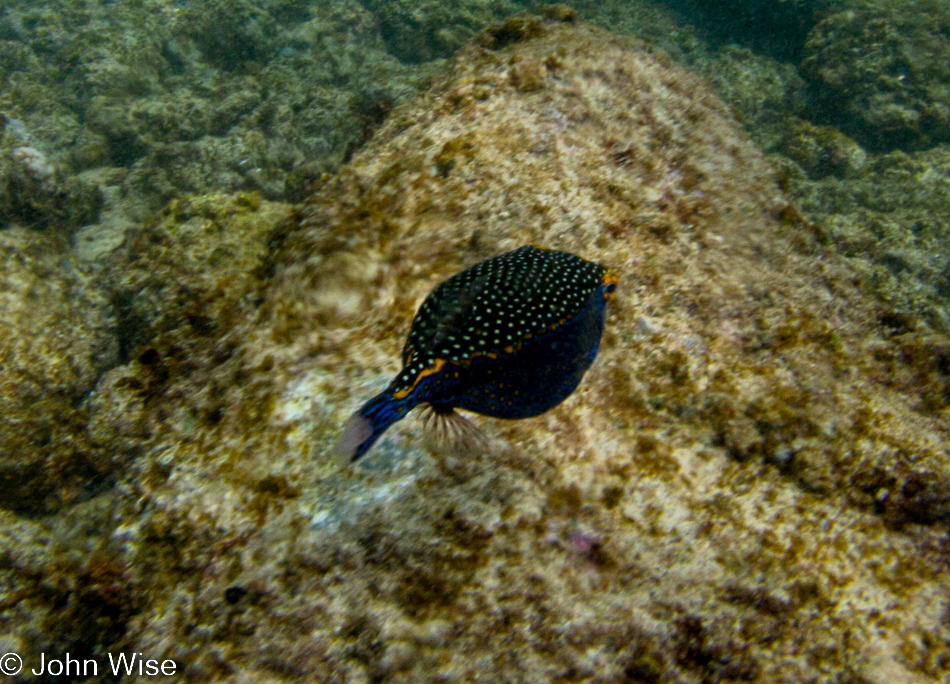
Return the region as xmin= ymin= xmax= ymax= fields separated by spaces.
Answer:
xmin=801 ymin=1 xmax=950 ymax=151
xmin=83 ymin=16 xmax=949 ymax=683
xmin=359 ymin=0 xmax=521 ymax=63
xmin=87 ymin=193 xmax=295 ymax=463
xmin=5 ymin=14 xmax=950 ymax=683
xmin=0 ymin=228 xmax=117 ymax=512
xmin=0 ymin=499 xmax=141 ymax=671
xmin=106 ymin=193 xmax=295 ymax=356
xmin=782 ymin=144 xmax=950 ymax=339
xmin=0 ymin=117 xmax=103 ymax=231
xmin=0 ymin=0 xmax=426 ymax=237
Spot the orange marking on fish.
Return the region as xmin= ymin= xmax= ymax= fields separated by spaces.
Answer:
xmin=602 ymin=270 xmax=619 ymax=300
xmin=393 ymin=358 xmax=447 ymax=399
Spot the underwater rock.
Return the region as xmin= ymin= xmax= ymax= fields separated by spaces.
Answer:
xmin=0 ymin=228 xmax=117 ymax=512
xmin=0 ymin=500 xmax=142 ymax=671
xmin=89 ymin=193 xmax=294 ymax=467
xmin=801 ymin=2 xmax=950 ymax=151
xmin=0 ymin=510 xmax=59 ymax=663
xmin=90 ymin=15 xmax=950 ymax=683
xmin=0 ymin=117 xmax=103 ymax=230
xmin=699 ymin=46 xmax=809 ymax=152
xmin=779 ymin=116 xmax=867 ymax=179
xmin=106 ymin=193 xmax=295 ymax=357
xmin=0 ymin=0 xmax=420 ymax=225
xmin=360 ymin=0 xmax=521 ymax=63
xmin=177 ymin=0 xmax=283 ymax=71
xmin=784 ymin=145 xmax=950 ymax=339
xmin=662 ymin=0 xmax=827 ymax=61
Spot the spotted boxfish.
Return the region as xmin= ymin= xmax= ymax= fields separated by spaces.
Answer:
xmin=334 ymin=245 xmax=617 ymax=461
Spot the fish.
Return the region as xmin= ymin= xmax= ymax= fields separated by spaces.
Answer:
xmin=334 ymin=245 xmax=617 ymax=462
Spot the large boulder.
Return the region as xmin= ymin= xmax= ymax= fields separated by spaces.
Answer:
xmin=86 ymin=15 xmax=950 ymax=682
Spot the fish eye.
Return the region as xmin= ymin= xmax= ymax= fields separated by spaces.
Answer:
xmin=604 ymin=283 xmax=616 ymax=294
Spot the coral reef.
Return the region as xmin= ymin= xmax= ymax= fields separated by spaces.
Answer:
xmin=1 ymin=0 xmax=945 ymax=265
xmin=52 ymin=15 xmax=946 ymax=682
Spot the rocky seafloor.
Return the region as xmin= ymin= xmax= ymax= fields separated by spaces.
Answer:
xmin=2 ymin=7 xmax=950 ymax=684
xmin=3 ymin=0 xmax=950 ymax=240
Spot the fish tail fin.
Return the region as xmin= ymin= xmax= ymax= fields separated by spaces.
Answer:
xmin=333 ymin=391 xmax=412 ymax=463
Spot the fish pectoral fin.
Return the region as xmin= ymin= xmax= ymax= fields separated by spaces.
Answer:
xmin=421 ymin=404 xmax=487 ymax=457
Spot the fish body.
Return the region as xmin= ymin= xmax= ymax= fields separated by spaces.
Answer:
xmin=335 ymin=245 xmax=617 ymax=462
